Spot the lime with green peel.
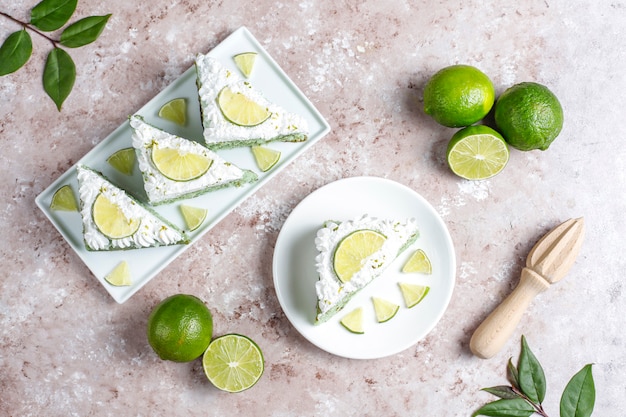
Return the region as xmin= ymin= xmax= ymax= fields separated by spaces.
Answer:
xmin=423 ymin=65 xmax=495 ymax=127
xmin=251 ymin=145 xmax=281 ymax=172
xmin=398 ymin=282 xmax=430 ymax=308
xmin=179 ymin=204 xmax=207 ymax=231
xmin=333 ymin=229 xmax=387 ymax=283
xmin=372 ymin=297 xmax=400 ymax=323
xmin=92 ymin=193 xmax=141 ymax=239
xmin=494 ymin=82 xmax=563 ymax=151
xmin=104 ymin=261 xmax=132 ymax=286
xmin=202 ymin=333 xmax=264 ymax=392
xmin=340 ymin=307 xmax=364 ymax=334
xmin=446 ymin=125 xmax=510 ymax=180
xmin=147 ymin=294 xmax=213 ymax=362
xmin=233 ymin=52 xmax=258 ymax=78
xmin=402 ymin=248 xmax=432 ymax=274
xmin=151 ymin=145 xmax=213 ymax=182
xmin=107 ymin=147 xmax=136 ymax=175
xmin=158 ymin=98 xmax=187 ymax=126
xmin=50 ymin=184 xmax=78 ymax=211
xmin=217 ymin=86 xmax=271 ymax=127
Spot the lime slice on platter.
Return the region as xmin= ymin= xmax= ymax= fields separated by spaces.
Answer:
xmin=158 ymin=98 xmax=187 ymax=126
xmin=107 ymin=147 xmax=136 ymax=175
xmin=50 ymin=184 xmax=78 ymax=211
xmin=104 ymin=261 xmax=132 ymax=286
xmin=92 ymin=193 xmax=141 ymax=239
xmin=233 ymin=52 xmax=258 ymax=78
xmin=402 ymin=248 xmax=432 ymax=274
xmin=179 ymin=204 xmax=208 ymax=232
xmin=372 ymin=297 xmax=400 ymax=323
xmin=151 ymin=146 xmax=213 ymax=182
xmin=217 ymin=86 xmax=271 ymax=127
xmin=398 ymin=282 xmax=430 ymax=308
xmin=340 ymin=307 xmax=364 ymax=334
xmin=251 ymin=146 xmax=281 ymax=172
xmin=333 ymin=229 xmax=387 ymax=283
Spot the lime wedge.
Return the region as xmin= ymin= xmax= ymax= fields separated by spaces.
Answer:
xmin=217 ymin=86 xmax=271 ymax=127
xmin=151 ymin=145 xmax=212 ymax=182
xmin=158 ymin=98 xmax=187 ymax=126
xmin=340 ymin=307 xmax=364 ymax=334
xmin=402 ymin=249 xmax=432 ymax=274
xmin=398 ymin=282 xmax=430 ymax=308
xmin=233 ymin=52 xmax=257 ymax=78
xmin=333 ymin=229 xmax=386 ymax=283
xmin=202 ymin=334 xmax=264 ymax=393
xmin=92 ymin=193 xmax=141 ymax=239
xmin=104 ymin=261 xmax=132 ymax=286
xmin=107 ymin=147 xmax=136 ymax=175
xmin=372 ymin=297 xmax=400 ymax=323
xmin=50 ymin=184 xmax=78 ymax=211
xmin=446 ymin=125 xmax=509 ymax=180
xmin=251 ymin=146 xmax=281 ymax=172
xmin=180 ymin=204 xmax=207 ymax=231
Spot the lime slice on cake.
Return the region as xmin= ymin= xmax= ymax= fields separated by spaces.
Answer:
xmin=158 ymin=98 xmax=187 ymax=126
xmin=398 ymin=282 xmax=430 ymax=308
xmin=340 ymin=307 xmax=364 ymax=334
xmin=151 ymin=146 xmax=212 ymax=182
xmin=251 ymin=146 xmax=281 ymax=172
xmin=107 ymin=147 xmax=136 ymax=175
xmin=179 ymin=204 xmax=207 ymax=231
xmin=233 ymin=52 xmax=257 ymax=78
xmin=333 ymin=229 xmax=387 ymax=283
xmin=50 ymin=184 xmax=78 ymax=211
xmin=202 ymin=334 xmax=264 ymax=393
xmin=92 ymin=193 xmax=141 ymax=239
xmin=217 ymin=86 xmax=271 ymax=127
xmin=372 ymin=297 xmax=400 ymax=323
xmin=446 ymin=125 xmax=509 ymax=180
xmin=402 ymin=249 xmax=432 ymax=274
xmin=104 ymin=261 xmax=132 ymax=286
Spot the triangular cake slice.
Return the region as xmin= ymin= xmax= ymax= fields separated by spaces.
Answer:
xmin=130 ymin=115 xmax=258 ymax=205
xmin=195 ymin=54 xmax=309 ymax=149
xmin=76 ymin=165 xmax=188 ymax=251
xmin=314 ymin=215 xmax=420 ymax=324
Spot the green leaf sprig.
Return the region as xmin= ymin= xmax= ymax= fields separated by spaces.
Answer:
xmin=473 ymin=336 xmax=596 ymax=417
xmin=0 ymin=0 xmax=111 ymax=110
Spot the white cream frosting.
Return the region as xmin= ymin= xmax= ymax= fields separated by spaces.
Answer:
xmin=129 ymin=115 xmax=249 ymax=204
xmin=195 ymin=54 xmax=308 ymax=145
xmin=76 ymin=165 xmax=185 ymax=250
xmin=314 ymin=215 xmax=419 ymax=315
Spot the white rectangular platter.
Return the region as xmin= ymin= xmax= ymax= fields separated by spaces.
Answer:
xmin=35 ymin=27 xmax=331 ymax=303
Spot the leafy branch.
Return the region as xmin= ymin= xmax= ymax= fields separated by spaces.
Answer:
xmin=0 ymin=0 xmax=111 ymax=110
xmin=473 ymin=336 xmax=596 ymax=417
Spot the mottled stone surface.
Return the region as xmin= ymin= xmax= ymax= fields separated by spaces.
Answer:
xmin=1 ymin=0 xmax=624 ymax=415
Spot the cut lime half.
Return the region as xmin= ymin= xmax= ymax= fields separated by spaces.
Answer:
xmin=340 ymin=307 xmax=364 ymax=334
xmin=217 ymin=86 xmax=271 ymax=127
xmin=104 ymin=261 xmax=132 ymax=286
xmin=107 ymin=147 xmax=136 ymax=175
xmin=251 ymin=146 xmax=281 ymax=172
xmin=50 ymin=184 xmax=78 ymax=211
xmin=333 ymin=229 xmax=387 ymax=283
xmin=233 ymin=52 xmax=257 ymax=78
xmin=158 ymin=98 xmax=187 ymax=126
xmin=402 ymin=249 xmax=432 ymax=274
xmin=372 ymin=297 xmax=400 ymax=323
xmin=446 ymin=125 xmax=509 ymax=180
xmin=398 ymin=282 xmax=430 ymax=308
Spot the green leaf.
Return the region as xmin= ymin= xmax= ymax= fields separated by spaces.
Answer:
xmin=482 ymin=386 xmax=521 ymax=400
xmin=473 ymin=398 xmax=535 ymax=417
xmin=60 ymin=14 xmax=111 ymax=48
xmin=560 ymin=364 xmax=595 ymax=417
xmin=517 ymin=335 xmax=546 ymax=404
xmin=31 ymin=0 xmax=78 ymax=31
xmin=43 ymin=48 xmax=76 ymax=111
xmin=507 ymin=358 xmax=520 ymax=390
xmin=0 ymin=30 xmax=33 ymax=76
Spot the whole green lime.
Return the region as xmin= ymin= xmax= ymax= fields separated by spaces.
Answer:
xmin=147 ymin=294 xmax=213 ymax=362
xmin=494 ymin=82 xmax=563 ymax=151
xmin=423 ymin=65 xmax=495 ymax=128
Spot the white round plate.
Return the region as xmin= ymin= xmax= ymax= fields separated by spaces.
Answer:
xmin=272 ymin=176 xmax=456 ymax=359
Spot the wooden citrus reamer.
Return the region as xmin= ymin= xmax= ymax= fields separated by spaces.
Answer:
xmin=469 ymin=217 xmax=585 ymax=359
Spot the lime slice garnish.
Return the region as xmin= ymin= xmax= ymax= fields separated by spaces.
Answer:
xmin=104 ymin=261 xmax=132 ymax=286
xmin=158 ymin=98 xmax=187 ymax=126
xmin=333 ymin=229 xmax=386 ymax=283
xmin=202 ymin=334 xmax=264 ymax=393
xmin=180 ymin=204 xmax=207 ymax=231
xmin=446 ymin=125 xmax=509 ymax=180
xmin=233 ymin=52 xmax=257 ymax=78
xmin=340 ymin=307 xmax=364 ymax=334
xmin=217 ymin=86 xmax=271 ymax=127
xmin=107 ymin=147 xmax=136 ymax=175
xmin=398 ymin=282 xmax=430 ymax=308
xmin=372 ymin=297 xmax=400 ymax=323
xmin=50 ymin=184 xmax=78 ymax=211
xmin=251 ymin=146 xmax=281 ymax=172
xmin=92 ymin=193 xmax=141 ymax=239
xmin=402 ymin=249 xmax=432 ymax=274
xmin=151 ymin=145 xmax=213 ymax=182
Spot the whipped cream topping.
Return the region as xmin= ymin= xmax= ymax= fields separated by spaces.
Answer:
xmin=76 ymin=165 xmax=185 ymax=250
xmin=314 ymin=214 xmax=419 ymax=314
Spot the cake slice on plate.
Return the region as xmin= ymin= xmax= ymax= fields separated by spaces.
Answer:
xmin=314 ymin=215 xmax=420 ymax=324
xmin=129 ymin=115 xmax=257 ymax=205
xmin=194 ymin=54 xmax=309 ymax=149
xmin=76 ymin=165 xmax=188 ymax=251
